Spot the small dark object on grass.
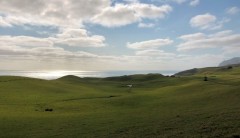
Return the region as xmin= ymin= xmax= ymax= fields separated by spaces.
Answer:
xmin=232 ymin=135 xmax=240 ymax=138
xmin=45 ymin=108 xmax=53 ymax=112
xmin=176 ymin=115 xmax=180 ymax=118
xmin=204 ymin=76 xmax=208 ymax=81
xmin=228 ymin=66 xmax=233 ymax=69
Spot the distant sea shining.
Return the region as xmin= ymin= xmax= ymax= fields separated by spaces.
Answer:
xmin=0 ymin=70 xmax=178 ymax=80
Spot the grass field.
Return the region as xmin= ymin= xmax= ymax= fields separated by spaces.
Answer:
xmin=0 ymin=66 xmax=240 ymax=138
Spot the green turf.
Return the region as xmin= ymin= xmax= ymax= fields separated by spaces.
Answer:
xmin=0 ymin=66 xmax=240 ymax=137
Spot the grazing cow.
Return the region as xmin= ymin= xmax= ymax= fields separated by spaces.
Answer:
xmin=204 ymin=76 xmax=208 ymax=81
xmin=45 ymin=108 xmax=53 ymax=112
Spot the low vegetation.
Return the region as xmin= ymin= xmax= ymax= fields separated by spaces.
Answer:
xmin=0 ymin=66 xmax=240 ymax=137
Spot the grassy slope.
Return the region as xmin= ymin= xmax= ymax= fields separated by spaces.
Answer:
xmin=0 ymin=67 xmax=240 ymax=138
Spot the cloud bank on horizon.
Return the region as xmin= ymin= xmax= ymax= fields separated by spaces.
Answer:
xmin=0 ymin=0 xmax=239 ymax=71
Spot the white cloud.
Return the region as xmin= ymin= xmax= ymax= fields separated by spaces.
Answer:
xmin=107 ymin=53 xmax=225 ymax=71
xmin=0 ymin=36 xmax=100 ymax=59
xmin=179 ymin=33 xmax=206 ymax=41
xmin=0 ymin=0 xmax=111 ymax=27
xmin=177 ymin=30 xmax=240 ymax=52
xmin=0 ymin=0 xmax=172 ymax=28
xmin=226 ymin=7 xmax=240 ymax=15
xmin=123 ymin=0 xmax=139 ymax=3
xmin=0 ymin=0 xmax=112 ymax=71
xmin=91 ymin=3 xmax=172 ymax=27
xmin=91 ymin=4 xmax=139 ymax=27
xmin=0 ymin=16 xmax=12 ymax=27
xmin=138 ymin=23 xmax=155 ymax=28
xmin=0 ymin=28 xmax=106 ymax=49
xmin=189 ymin=0 xmax=199 ymax=6
xmin=0 ymin=44 xmax=97 ymax=59
xmin=133 ymin=4 xmax=172 ymax=19
xmin=154 ymin=0 xmax=199 ymax=5
xmin=56 ymin=28 xmax=88 ymax=38
xmin=55 ymin=36 xmax=106 ymax=47
xmin=136 ymin=49 xmax=175 ymax=58
xmin=190 ymin=13 xmax=216 ymax=26
xmin=190 ymin=13 xmax=229 ymax=30
xmin=209 ymin=30 xmax=233 ymax=37
xmin=0 ymin=35 xmax=228 ymax=71
xmin=222 ymin=47 xmax=240 ymax=55
xmin=173 ymin=54 xmax=225 ymax=69
xmin=0 ymin=36 xmax=53 ymax=47
xmin=190 ymin=13 xmax=217 ymax=30
xmin=151 ymin=0 xmax=186 ymax=4
xmin=0 ymin=15 xmax=35 ymax=27
xmin=127 ymin=38 xmax=173 ymax=49
xmin=54 ymin=28 xmax=106 ymax=47
xmin=0 ymin=43 xmax=226 ymax=71
xmin=0 ymin=0 xmax=236 ymax=71
xmin=0 ymin=0 xmax=46 ymax=14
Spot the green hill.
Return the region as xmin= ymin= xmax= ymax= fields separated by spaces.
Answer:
xmin=103 ymin=73 xmax=164 ymax=81
xmin=0 ymin=67 xmax=240 ymax=137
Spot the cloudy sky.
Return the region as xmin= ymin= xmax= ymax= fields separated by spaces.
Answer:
xmin=0 ymin=0 xmax=240 ymax=71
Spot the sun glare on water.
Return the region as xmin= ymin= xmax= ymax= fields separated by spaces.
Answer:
xmin=27 ymin=70 xmax=101 ymax=80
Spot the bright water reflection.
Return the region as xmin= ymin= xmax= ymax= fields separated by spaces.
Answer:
xmin=0 ymin=70 xmax=177 ymax=80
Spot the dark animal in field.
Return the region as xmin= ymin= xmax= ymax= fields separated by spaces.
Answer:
xmin=232 ymin=135 xmax=240 ymax=138
xmin=204 ymin=76 xmax=208 ymax=81
xmin=228 ymin=66 xmax=233 ymax=69
xmin=45 ymin=108 xmax=53 ymax=112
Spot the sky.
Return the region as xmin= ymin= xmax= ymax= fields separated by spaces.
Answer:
xmin=0 ymin=0 xmax=240 ymax=71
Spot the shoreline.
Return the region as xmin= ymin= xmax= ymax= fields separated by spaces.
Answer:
xmin=0 ymin=70 xmax=178 ymax=80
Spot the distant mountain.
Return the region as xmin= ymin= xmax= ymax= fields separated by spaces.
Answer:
xmin=174 ymin=64 xmax=240 ymax=76
xmin=219 ymin=57 xmax=240 ymax=67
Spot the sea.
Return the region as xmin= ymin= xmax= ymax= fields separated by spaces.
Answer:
xmin=0 ymin=70 xmax=178 ymax=80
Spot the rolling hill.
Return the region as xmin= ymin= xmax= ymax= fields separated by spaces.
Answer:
xmin=0 ymin=66 xmax=240 ymax=137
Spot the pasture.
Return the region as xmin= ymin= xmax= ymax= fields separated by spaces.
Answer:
xmin=0 ymin=66 xmax=240 ymax=137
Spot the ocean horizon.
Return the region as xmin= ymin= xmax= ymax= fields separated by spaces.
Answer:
xmin=0 ymin=70 xmax=178 ymax=80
